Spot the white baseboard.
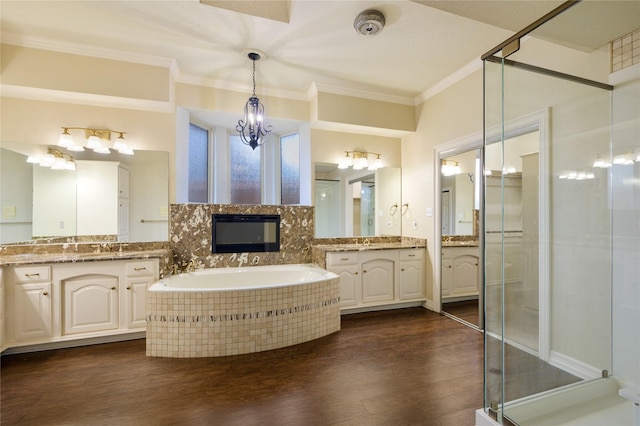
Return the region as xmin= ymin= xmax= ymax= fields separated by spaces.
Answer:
xmin=549 ymin=350 xmax=602 ymax=380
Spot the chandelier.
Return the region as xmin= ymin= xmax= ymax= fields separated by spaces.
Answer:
xmin=236 ymin=52 xmax=272 ymax=150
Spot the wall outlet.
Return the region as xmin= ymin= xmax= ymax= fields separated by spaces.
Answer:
xmin=412 ymin=220 xmax=418 ymax=230
xmin=2 ymin=206 xmax=16 ymax=219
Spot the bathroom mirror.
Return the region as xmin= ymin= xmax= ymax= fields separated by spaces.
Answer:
xmin=314 ymin=163 xmax=401 ymax=238
xmin=0 ymin=147 xmax=169 ymax=244
xmin=441 ymin=149 xmax=480 ymax=237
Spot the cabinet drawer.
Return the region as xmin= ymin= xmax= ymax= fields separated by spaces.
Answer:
xmin=400 ymin=249 xmax=424 ymax=261
xmin=125 ymin=260 xmax=156 ymax=277
xmin=326 ymin=252 xmax=358 ymax=266
xmin=11 ymin=266 xmax=51 ymax=283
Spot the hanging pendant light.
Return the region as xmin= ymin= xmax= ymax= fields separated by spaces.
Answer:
xmin=236 ymin=52 xmax=272 ymax=150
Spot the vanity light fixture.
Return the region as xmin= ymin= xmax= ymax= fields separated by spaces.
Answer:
xmin=27 ymin=147 xmax=76 ymax=171
xmin=236 ymin=51 xmax=272 ymax=150
xmin=57 ymin=127 xmax=134 ymax=155
xmin=338 ymin=150 xmax=383 ymax=171
xmin=441 ymin=159 xmax=461 ymax=176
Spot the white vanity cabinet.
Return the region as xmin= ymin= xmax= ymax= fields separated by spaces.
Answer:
xmin=441 ymin=246 xmax=480 ymax=299
xmin=3 ymin=258 xmax=159 ymax=352
xmin=326 ymin=252 xmax=360 ymax=307
xmin=326 ymin=248 xmax=425 ymax=312
xmin=63 ymin=275 xmax=119 ymax=335
xmin=123 ymin=260 xmax=156 ymax=329
xmin=6 ymin=266 xmax=53 ymax=342
xmin=399 ymin=249 xmax=426 ymax=300
xmin=361 ymin=253 xmax=395 ymax=304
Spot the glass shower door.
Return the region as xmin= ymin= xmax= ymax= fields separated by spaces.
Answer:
xmin=483 ymin=54 xmax=613 ymax=423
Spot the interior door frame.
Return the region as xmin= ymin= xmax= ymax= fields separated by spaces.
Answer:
xmin=434 ymin=108 xmax=550 ymax=356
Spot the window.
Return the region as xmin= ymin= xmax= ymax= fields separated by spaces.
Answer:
xmin=184 ymin=120 xmax=307 ymax=205
xmin=230 ymin=135 xmax=261 ymax=204
xmin=280 ymin=133 xmax=300 ymax=204
xmin=188 ymin=123 xmax=208 ymax=203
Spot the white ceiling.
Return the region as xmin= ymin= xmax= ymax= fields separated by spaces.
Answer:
xmin=1 ymin=1 xmax=637 ymax=110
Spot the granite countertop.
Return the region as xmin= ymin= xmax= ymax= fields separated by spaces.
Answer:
xmin=441 ymin=240 xmax=479 ymax=247
xmin=313 ymin=241 xmax=425 ymax=253
xmin=0 ymin=249 xmax=170 ymax=267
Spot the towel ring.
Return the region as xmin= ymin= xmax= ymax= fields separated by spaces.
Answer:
xmin=389 ymin=203 xmax=398 ymax=215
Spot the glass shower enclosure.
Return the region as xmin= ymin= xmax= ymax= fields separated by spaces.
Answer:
xmin=480 ymin=1 xmax=639 ymax=424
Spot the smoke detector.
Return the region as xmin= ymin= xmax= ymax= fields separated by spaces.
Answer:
xmin=353 ymin=9 xmax=385 ymax=37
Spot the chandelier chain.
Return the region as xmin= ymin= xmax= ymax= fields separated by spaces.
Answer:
xmin=252 ymin=58 xmax=257 ymax=96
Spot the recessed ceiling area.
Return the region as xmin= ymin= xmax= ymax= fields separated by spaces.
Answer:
xmin=414 ymin=0 xmax=640 ymax=52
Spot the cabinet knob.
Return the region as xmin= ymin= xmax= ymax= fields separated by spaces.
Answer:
xmin=408 ymin=254 xmax=416 ymax=257
xmin=447 ymin=265 xmax=452 ymax=268
xmin=355 ymin=272 xmax=359 ymax=275
xmin=111 ymin=286 xmax=117 ymax=290
xmin=126 ymin=286 xmax=131 ymax=290
xmin=401 ymin=268 xmax=405 ymax=271
xmin=42 ymin=291 xmax=48 ymax=296
xmin=363 ymin=270 xmax=367 ymax=273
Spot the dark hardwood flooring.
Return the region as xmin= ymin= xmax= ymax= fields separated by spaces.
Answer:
xmin=1 ymin=308 xmax=482 ymax=426
xmin=1 ymin=308 xmax=580 ymax=426
xmin=442 ymin=300 xmax=480 ymax=328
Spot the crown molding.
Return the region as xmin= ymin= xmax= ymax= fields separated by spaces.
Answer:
xmin=2 ymin=33 xmax=176 ymax=69
xmin=312 ymin=120 xmax=411 ymax=139
xmin=415 ymin=58 xmax=482 ymax=105
xmin=312 ymin=82 xmax=415 ymax=106
xmin=1 ymin=84 xmax=173 ymax=113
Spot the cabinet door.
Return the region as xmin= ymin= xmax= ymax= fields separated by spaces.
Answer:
xmin=124 ymin=277 xmax=152 ymax=329
xmin=118 ymin=166 xmax=130 ymax=198
xmin=441 ymin=256 xmax=453 ymax=297
xmin=118 ymin=197 xmax=129 ymax=241
xmin=361 ymin=258 xmax=394 ymax=303
xmin=452 ymin=254 xmax=479 ymax=295
xmin=13 ymin=283 xmax=52 ymax=341
xmin=64 ymin=276 xmax=119 ymax=335
xmin=329 ymin=265 xmax=360 ymax=307
xmin=399 ymin=260 xmax=425 ymax=300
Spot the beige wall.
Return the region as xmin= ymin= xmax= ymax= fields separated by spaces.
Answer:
xmin=316 ymin=92 xmax=415 ymax=132
xmin=1 ymin=44 xmax=171 ymax=102
xmin=311 ymin=129 xmax=401 ymax=169
xmin=176 ymin=83 xmax=309 ymax=122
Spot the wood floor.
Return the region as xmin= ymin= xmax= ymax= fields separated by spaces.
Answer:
xmin=2 ymin=308 xmax=483 ymax=426
xmin=1 ymin=308 xmax=580 ymax=426
xmin=442 ymin=300 xmax=480 ymax=327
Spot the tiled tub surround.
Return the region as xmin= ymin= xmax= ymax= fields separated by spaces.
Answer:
xmin=170 ymin=204 xmax=314 ymax=268
xmin=146 ymin=264 xmax=340 ymax=358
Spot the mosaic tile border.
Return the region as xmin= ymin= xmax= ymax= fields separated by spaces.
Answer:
xmin=147 ymin=297 xmax=340 ymax=324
